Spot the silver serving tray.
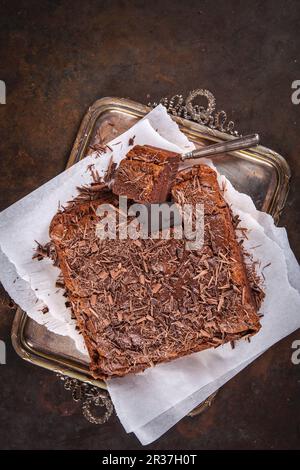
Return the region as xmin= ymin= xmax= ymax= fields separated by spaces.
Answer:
xmin=11 ymin=96 xmax=291 ymax=390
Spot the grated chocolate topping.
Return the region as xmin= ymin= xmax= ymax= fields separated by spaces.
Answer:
xmin=47 ymin=164 xmax=262 ymax=379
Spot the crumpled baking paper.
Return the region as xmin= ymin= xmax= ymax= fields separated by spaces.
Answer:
xmin=0 ymin=104 xmax=299 ymax=445
xmin=108 ymin=166 xmax=300 ymax=444
xmin=0 ymin=105 xmax=194 ymax=354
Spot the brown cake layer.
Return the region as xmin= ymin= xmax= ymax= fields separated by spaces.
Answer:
xmin=112 ymin=145 xmax=180 ymax=203
xmin=49 ymin=165 xmax=261 ymax=379
xmin=171 ymin=165 xmax=260 ymax=334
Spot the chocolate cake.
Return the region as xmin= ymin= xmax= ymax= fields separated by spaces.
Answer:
xmin=112 ymin=145 xmax=180 ymax=203
xmin=49 ymin=164 xmax=261 ymax=379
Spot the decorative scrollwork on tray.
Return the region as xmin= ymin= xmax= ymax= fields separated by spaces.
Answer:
xmin=57 ymin=374 xmax=114 ymax=425
xmin=57 ymin=372 xmax=215 ymax=425
xmin=148 ymin=88 xmax=240 ymax=136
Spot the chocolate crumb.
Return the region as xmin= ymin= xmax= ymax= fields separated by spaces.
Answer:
xmin=128 ymin=135 xmax=136 ymax=146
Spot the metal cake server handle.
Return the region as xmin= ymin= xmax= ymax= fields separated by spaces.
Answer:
xmin=182 ymin=133 xmax=260 ymax=160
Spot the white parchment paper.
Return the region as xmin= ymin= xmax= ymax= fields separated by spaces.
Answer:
xmin=0 ymin=104 xmax=299 ymax=445
xmin=107 ymin=160 xmax=300 ymax=443
xmin=0 ymin=105 xmax=194 ymax=354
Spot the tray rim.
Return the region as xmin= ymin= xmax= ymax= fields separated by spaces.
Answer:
xmin=12 ymin=307 xmax=106 ymax=388
xmin=11 ymin=96 xmax=291 ymax=389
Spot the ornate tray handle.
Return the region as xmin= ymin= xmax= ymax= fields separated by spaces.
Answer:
xmin=58 ymin=372 xmax=216 ymax=425
xmin=149 ymin=89 xmax=240 ymax=136
xmin=58 ymin=375 xmax=114 ymax=424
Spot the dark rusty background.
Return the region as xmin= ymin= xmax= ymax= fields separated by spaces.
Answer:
xmin=0 ymin=0 xmax=300 ymax=450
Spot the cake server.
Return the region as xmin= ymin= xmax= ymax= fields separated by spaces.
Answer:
xmin=113 ymin=133 xmax=260 ymax=203
xmin=181 ymin=133 xmax=259 ymax=161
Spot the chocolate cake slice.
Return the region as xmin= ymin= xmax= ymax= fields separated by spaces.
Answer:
xmin=112 ymin=145 xmax=180 ymax=203
xmin=49 ymin=165 xmax=261 ymax=379
xmin=171 ymin=165 xmax=261 ymax=334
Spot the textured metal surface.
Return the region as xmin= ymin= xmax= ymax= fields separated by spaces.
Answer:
xmin=0 ymin=0 xmax=300 ymax=450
